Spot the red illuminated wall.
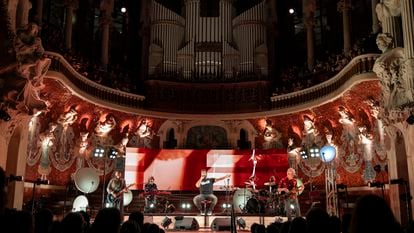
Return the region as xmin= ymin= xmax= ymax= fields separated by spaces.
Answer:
xmin=125 ymin=148 xmax=289 ymax=191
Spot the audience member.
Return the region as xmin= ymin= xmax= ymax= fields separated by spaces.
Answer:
xmin=349 ymin=194 xmax=403 ymax=233
xmin=120 ymin=220 xmax=140 ymax=233
xmin=34 ymin=208 xmax=53 ymax=233
xmin=88 ymin=208 xmax=121 ymax=233
xmin=60 ymin=212 xmax=85 ymax=233
xmin=306 ymin=207 xmax=330 ymax=233
xmin=289 ymin=217 xmax=306 ymax=233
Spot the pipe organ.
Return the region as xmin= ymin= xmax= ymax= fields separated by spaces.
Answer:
xmin=148 ymin=0 xmax=268 ymax=81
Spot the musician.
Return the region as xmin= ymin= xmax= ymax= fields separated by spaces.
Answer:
xmin=277 ymin=168 xmax=303 ymax=220
xmin=193 ymin=169 xmax=231 ymax=215
xmin=143 ymin=176 xmax=158 ymax=212
xmin=106 ymin=170 xmax=127 ymax=209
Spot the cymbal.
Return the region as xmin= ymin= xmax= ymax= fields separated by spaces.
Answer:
xmin=264 ymin=182 xmax=276 ymax=186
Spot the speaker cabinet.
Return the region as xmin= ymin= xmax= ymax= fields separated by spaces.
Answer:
xmin=174 ymin=217 xmax=199 ymax=230
xmin=211 ymin=218 xmax=231 ymax=231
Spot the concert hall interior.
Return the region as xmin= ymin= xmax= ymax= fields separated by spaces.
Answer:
xmin=1 ymin=0 xmax=414 ymax=232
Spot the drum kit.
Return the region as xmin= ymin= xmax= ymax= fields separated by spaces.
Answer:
xmin=231 ymin=178 xmax=303 ymax=214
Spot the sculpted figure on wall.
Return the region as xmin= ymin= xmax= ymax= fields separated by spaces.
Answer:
xmin=13 ymin=23 xmax=51 ymax=114
xmin=375 ymin=0 xmax=401 ymax=22
xmin=135 ymin=119 xmax=153 ymax=148
xmin=95 ymin=114 xmax=117 ymax=137
xmin=373 ymin=33 xmax=413 ymax=115
xmin=262 ymin=119 xmax=283 ymax=149
xmin=38 ymin=122 xmax=57 ymax=180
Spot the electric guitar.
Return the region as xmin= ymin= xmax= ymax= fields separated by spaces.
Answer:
xmin=278 ymin=180 xmax=310 ymax=199
xmin=107 ymin=183 xmax=135 ymax=203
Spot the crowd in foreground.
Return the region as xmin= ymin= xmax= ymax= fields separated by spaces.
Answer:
xmin=1 ymin=166 xmax=413 ymax=233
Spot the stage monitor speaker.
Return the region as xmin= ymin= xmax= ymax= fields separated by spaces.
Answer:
xmin=174 ymin=217 xmax=199 ymax=230
xmin=211 ymin=218 xmax=231 ymax=231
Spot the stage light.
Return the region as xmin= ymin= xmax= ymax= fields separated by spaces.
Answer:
xmin=289 ymin=8 xmax=295 ymax=14
xmin=320 ymin=145 xmax=336 ymax=162
xmin=108 ymin=147 xmax=118 ymax=159
xmin=93 ymin=147 xmax=105 ymax=158
xmin=149 ymin=203 xmax=155 ymax=208
xmin=121 ymin=7 xmax=126 ymax=13
xmin=290 ymin=204 xmax=295 ymax=209
xmin=180 ymin=203 xmax=191 ymax=209
xmin=309 ymin=145 xmax=320 ymax=158
xmin=236 ymin=218 xmax=246 ymax=229
xmin=300 ymin=149 xmax=308 ymax=160
xmin=161 ymin=217 xmax=172 ymax=229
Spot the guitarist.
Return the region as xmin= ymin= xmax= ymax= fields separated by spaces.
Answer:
xmin=106 ymin=170 xmax=127 ymax=209
xmin=278 ymin=168 xmax=303 ymax=220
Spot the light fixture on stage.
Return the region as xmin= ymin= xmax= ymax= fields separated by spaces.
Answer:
xmin=108 ymin=147 xmax=118 ymax=159
xmin=93 ymin=146 xmax=105 ymax=158
xmin=309 ymin=144 xmax=320 ymax=158
xmin=320 ymin=145 xmax=336 ymax=163
xmin=161 ymin=217 xmax=172 ymax=229
xmin=221 ymin=203 xmax=231 ymax=209
xmin=236 ymin=218 xmax=246 ymax=230
xmin=300 ymin=148 xmax=309 ymax=160
xmin=181 ymin=203 xmax=191 ymax=209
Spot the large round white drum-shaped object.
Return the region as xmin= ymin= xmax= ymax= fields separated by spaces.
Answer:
xmin=74 ymin=167 xmax=100 ymax=193
xmin=320 ymin=145 xmax=337 ymax=163
xmin=72 ymin=195 xmax=89 ymax=212
xmin=233 ymin=188 xmax=252 ymax=213
xmin=123 ymin=190 xmax=133 ymax=206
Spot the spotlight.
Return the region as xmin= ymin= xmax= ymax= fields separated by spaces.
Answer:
xmin=300 ymin=149 xmax=308 ymax=160
xmin=149 ymin=203 xmax=155 ymax=209
xmin=236 ymin=218 xmax=246 ymax=230
xmin=161 ymin=217 xmax=172 ymax=229
xmin=93 ymin=147 xmax=105 ymax=158
xmin=186 ymin=203 xmax=191 ymax=209
xmin=108 ymin=147 xmax=118 ymax=159
xmin=406 ymin=114 xmax=414 ymax=125
xmin=121 ymin=7 xmax=127 ymax=13
xmin=288 ymin=8 xmax=295 ymax=14
xmin=309 ymin=145 xmax=320 ymax=158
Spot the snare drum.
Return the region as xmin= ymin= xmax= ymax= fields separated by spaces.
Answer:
xmin=233 ymin=188 xmax=252 ymax=213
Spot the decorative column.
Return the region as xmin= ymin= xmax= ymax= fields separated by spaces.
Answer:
xmin=140 ymin=0 xmax=151 ymax=81
xmin=36 ymin=0 xmax=43 ymax=26
xmin=401 ymin=0 xmax=414 ymax=216
xmin=376 ymin=0 xmax=403 ymax=47
xmin=337 ymin=0 xmax=352 ymax=54
xmin=64 ymin=0 xmax=79 ymax=51
xmin=384 ymin=126 xmax=402 ymax=222
xmin=100 ymin=0 xmax=114 ymax=69
xmin=372 ymin=0 xmax=380 ymax=34
xmin=303 ymin=0 xmax=316 ymax=71
xmin=401 ymin=0 xmax=414 ymax=58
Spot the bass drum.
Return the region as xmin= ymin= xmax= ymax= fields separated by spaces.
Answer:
xmin=246 ymin=198 xmax=266 ymax=214
xmin=123 ymin=190 xmax=133 ymax=206
xmin=72 ymin=195 xmax=89 ymax=212
xmin=233 ymin=188 xmax=252 ymax=213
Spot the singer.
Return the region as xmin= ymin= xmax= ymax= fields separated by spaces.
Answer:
xmin=193 ymin=169 xmax=231 ymax=215
xmin=278 ymin=168 xmax=303 ymax=220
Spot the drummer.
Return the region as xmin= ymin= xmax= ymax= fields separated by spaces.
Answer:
xmin=144 ymin=176 xmax=158 ymax=212
xmin=265 ymin=176 xmax=278 ymax=194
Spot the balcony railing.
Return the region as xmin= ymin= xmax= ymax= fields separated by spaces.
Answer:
xmin=45 ymin=51 xmax=379 ymax=114
xmin=45 ymin=51 xmax=145 ymax=109
xmin=270 ymin=54 xmax=379 ymax=109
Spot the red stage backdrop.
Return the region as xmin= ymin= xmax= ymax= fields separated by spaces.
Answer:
xmin=125 ymin=148 xmax=289 ymax=191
